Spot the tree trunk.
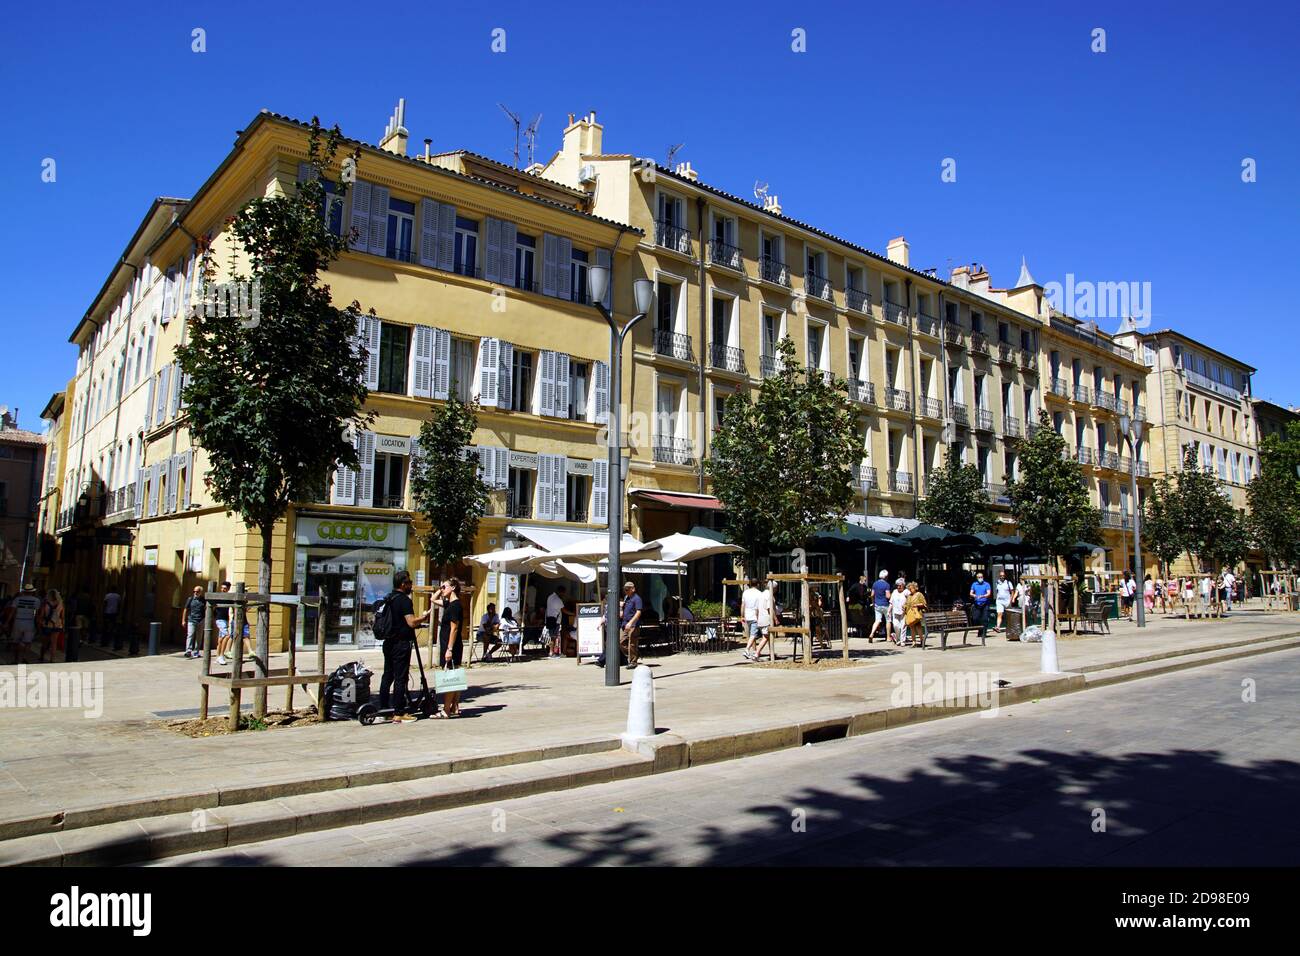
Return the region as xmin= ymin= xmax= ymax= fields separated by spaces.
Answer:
xmin=255 ymin=521 xmax=273 ymax=717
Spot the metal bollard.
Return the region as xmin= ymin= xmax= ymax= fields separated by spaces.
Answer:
xmin=148 ymin=621 xmax=161 ymax=656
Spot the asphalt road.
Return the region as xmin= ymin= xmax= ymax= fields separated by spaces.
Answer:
xmin=162 ymin=649 xmax=1300 ymax=866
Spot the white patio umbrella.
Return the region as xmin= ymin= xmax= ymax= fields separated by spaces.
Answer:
xmin=648 ymin=532 xmax=744 ymax=563
xmin=522 ymin=534 xmax=662 ymax=569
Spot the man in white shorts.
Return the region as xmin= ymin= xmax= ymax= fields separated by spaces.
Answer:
xmin=10 ymin=586 xmax=41 ymax=664
xmin=741 ymin=578 xmax=763 ymax=661
xmin=994 ymin=570 xmax=1014 ymax=632
xmin=752 ymin=581 xmax=776 ymax=661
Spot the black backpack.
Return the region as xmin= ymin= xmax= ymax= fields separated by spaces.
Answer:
xmin=371 ymin=591 xmax=400 ymax=642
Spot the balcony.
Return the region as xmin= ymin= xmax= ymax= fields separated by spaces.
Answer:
xmin=654 ymin=437 xmax=696 ymax=468
xmin=1026 ymin=421 xmax=1043 ymax=438
xmin=1019 ymin=348 xmax=1038 ymax=373
xmin=1098 ymin=450 xmax=1120 ymax=470
xmin=985 ymin=482 xmax=1009 ymax=503
xmin=1183 ymin=367 xmax=1241 ymax=400
xmin=889 ymin=470 xmax=914 ymax=494
xmin=1100 ymin=509 xmax=1130 ymax=530
xmin=945 ymin=323 xmax=967 ymax=350
xmin=760 ymin=355 xmax=781 ymax=380
xmin=1115 ymin=396 xmax=1129 ymax=417
xmin=1076 ymin=446 xmax=1097 ymax=466
xmin=1133 ymin=404 xmax=1147 ymax=422
xmin=709 ymin=342 xmax=746 ymax=374
xmin=506 ymin=489 xmax=532 ymax=520
xmin=969 ymin=332 xmax=990 ymax=356
xmin=1073 ymin=383 xmax=1094 ymax=405
xmin=1004 ymin=416 xmax=1022 ymax=438
xmin=859 ymin=464 xmax=878 ymax=492
xmin=1048 ymin=316 xmax=1135 ymax=362
xmin=884 ymin=387 xmax=911 ymax=413
xmin=708 ymin=238 xmax=743 ymax=272
xmin=566 ymin=505 xmax=589 ymax=524
xmin=1050 ymin=377 xmax=1070 ymax=399
xmin=655 ymin=219 xmax=692 ymax=256
xmin=1094 ymin=391 xmax=1117 ymax=412
xmin=760 ymin=256 xmax=791 ymax=287
xmin=951 ymin=403 xmax=969 ymax=427
xmin=846 ymin=287 xmax=871 ymax=313
xmin=654 ymin=329 xmax=695 ymax=362
xmin=974 ymin=407 xmax=995 ymax=432
xmin=105 ymin=485 xmax=137 ymax=519
xmin=914 ymin=312 xmax=940 ymax=337
xmin=996 ymin=342 xmax=1016 ymax=365
xmin=849 ymin=379 xmax=876 ymax=405
xmin=804 ymin=270 xmax=832 ymax=301
xmin=918 ymin=396 xmax=943 ymax=419
xmin=882 ymin=300 xmax=908 ymax=326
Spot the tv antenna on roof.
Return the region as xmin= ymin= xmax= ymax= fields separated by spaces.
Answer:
xmin=753 ymin=181 xmax=770 ymax=203
xmin=499 ymin=103 xmax=522 ymax=168
xmin=666 ymin=142 xmax=685 ymax=166
xmin=523 ymin=113 xmax=543 ymax=167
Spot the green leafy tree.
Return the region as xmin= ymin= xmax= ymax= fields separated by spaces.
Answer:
xmin=1141 ymin=476 xmax=1184 ymax=577
xmin=411 ymin=395 xmax=490 ymax=574
xmin=917 ymin=449 xmax=996 ymax=533
xmin=708 ymin=336 xmax=861 ymax=574
xmin=1007 ymin=410 xmax=1101 ymax=627
xmin=1247 ymin=424 xmax=1300 ymax=569
xmin=175 ymin=121 xmax=369 ymax=716
xmin=1174 ymin=446 xmax=1243 ymax=581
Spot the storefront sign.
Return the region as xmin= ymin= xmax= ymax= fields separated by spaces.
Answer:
xmin=509 ymin=451 xmax=538 ymax=470
xmin=297 ymin=518 xmax=408 ymax=549
xmin=143 ymin=547 xmax=158 ymax=567
xmin=566 ymin=459 xmax=593 ymax=476
xmin=577 ymin=603 xmax=604 ymax=658
xmin=376 ymin=434 xmax=410 ymax=456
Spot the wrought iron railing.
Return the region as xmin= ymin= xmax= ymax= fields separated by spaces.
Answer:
xmin=656 ymin=219 xmax=692 ymax=255
xmin=1076 ymin=446 xmax=1097 ymax=465
xmin=890 ymin=470 xmax=914 ymax=494
xmin=654 ymin=437 xmax=695 ymax=467
xmin=951 ymin=403 xmax=969 ymax=426
xmin=849 ymin=379 xmax=875 ymax=404
xmin=918 ymin=396 xmax=943 ymax=419
xmin=1019 ymin=348 xmax=1037 ymax=371
xmin=997 ymin=343 xmax=1015 ymax=364
xmin=975 ymin=408 xmax=995 ymax=431
xmin=970 ymin=332 xmax=989 ymax=355
xmin=884 ymin=387 xmax=911 ymax=412
xmin=945 ymin=324 xmax=967 ymax=349
xmin=1050 ymin=377 xmax=1070 ymax=398
xmin=506 ymin=489 xmax=532 ymax=519
xmin=1095 ymin=391 xmax=1117 ymax=412
xmin=804 ymin=271 xmax=832 ymax=301
xmin=654 ymin=329 xmax=695 ymax=362
xmin=1099 ymin=450 xmax=1120 ymax=471
xmin=708 ymin=238 xmax=743 ymax=271
xmin=883 ymin=301 xmax=908 ymax=326
xmin=914 ymin=313 xmax=939 ymax=337
xmin=760 ymin=256 xmax=790 ymax=286
xmin=760 ymin=355 xmax=780 ymax=379
xmin=1004 ymin=416 xmax=1022 ymax=437
xmin=846 ymin=287 xmax=870 ymax=312
xmin=859 ymin=464 xmax=878 ymax=491
xmin=709 ymin=342 xmax=745 ymax=374
xmin=1073 ymin=383 xmax=1094 ymax=405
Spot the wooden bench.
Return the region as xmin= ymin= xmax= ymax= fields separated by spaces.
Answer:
xmin=1079 ymin=603 xmax=1111 ymax=635
xmin=920 ymin=609 xmax=985 ymax=650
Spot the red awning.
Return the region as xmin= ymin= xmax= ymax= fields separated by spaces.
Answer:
xmin=635 ymin=491 xmax=724 ymax=511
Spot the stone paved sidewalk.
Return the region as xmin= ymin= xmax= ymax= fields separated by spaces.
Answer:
xmin=1 ymin=606 xmax=1297 ymax=834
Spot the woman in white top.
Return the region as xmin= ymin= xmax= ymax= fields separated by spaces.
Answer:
xmin=889 ymin=579 xmax=909 ymax=646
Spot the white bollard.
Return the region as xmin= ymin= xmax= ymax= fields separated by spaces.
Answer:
xmin=1040 ymin=628 xmax=1061 ymax=674
xmin=621 ymin=664 xmax=656 ymax=744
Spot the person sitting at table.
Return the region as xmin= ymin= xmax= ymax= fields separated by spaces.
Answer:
xmin=478 ymin=603 xmax=501 ymax=659
xmin=678 ymin=600 xmax=695 ymax=622
xmin=498 ymin=607 xmax=521 ymax=655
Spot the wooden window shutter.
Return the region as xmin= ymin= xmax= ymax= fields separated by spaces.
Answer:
xmin=182 ymin=449 xmax=194 ymax=509
xmin=365 ymin=317 xmax=382 ymax=390
xmin=477 ymin=338 xmax=499 ymax=406
xmin=535 ymin=454 xmax=554 ymax=520
xmin=368 ymin=184 xmax=389 ymax=256
xmin=357 ymin=430 xmax=376 ymax=505
xmin=592 ymin=459 xmax=608 ymax=524
xmin=419 ymin=198 xmax=439 ymax=267
xmin=542 ymin=233 xmax=559 ymax=297
xmin=539 ymin=351 xmax=556 ymax=417
xmin=554 ymin=353 xmax=571 ymax=419
xmin=436 ymin=203 xmax=456 ymax=272
xmin=498 ymin=342 xmax=514 ymax=410
xmin=410 ymin=325 xmax=433 ymax=398
xmin=432 ymin=329 xmax=451 ymax=400
xmin=556 ymin=237 xmax=573 ymax=301
xmin=593 ymin=361 xmax=610 ymax=425
xmin=495 ymin=448 xmax=509 ymax=489
xmin=484 ymin=217 xmax=503 ymax=284
xmin=499 ymin=220 xmax=517 ymax=287
xmin=142 ymin=376 xmax=155 ymax=431
xmin=349 ymin=181 xmax=372 ymax=251
xmin=552 ymin=454 xmax=566 ymax=521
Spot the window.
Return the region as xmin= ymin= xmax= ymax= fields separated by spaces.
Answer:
xmin=511 ymin=350 xmax=534 ymax=413
xmin=454 ymin=217 xmax=479 ymax=277
xmin=762 ymin=232 xmax=783 ymax=263
xmin=372 ymin=452 xmax=407 ymax=509
xmin=386 ymin=197 xmax=415 ymax=261
xmin=566 ymin=473 xmax=589 ymax=522
xmin=656 ymin=280 xmax=676 ymax=334
xmin=570 ymin=248 xmax=589 ymax=305
xmin=322 ymin=180 xmax=344 ymax=236
xmin=762 ymin=313 xmax=780 ymax=355
xmin=806 ymin=323 xmax=826 ymax=371
xmin=508 ymin=467 xmax=533 ymax=518
xmin=451 ymin=338 xmax=475 ymax=403
xmin=377 ymin=323 xmax=410 ymax=394
xmin=970 ymin=311 xmax=983 ymax=334
xmin=848 ymin=335 xmax=865 ymax=381
xmin=569 ymin=361 xmax=589 ymax=420
xmin=515 ymin=233 xmax=536 ymax=291
xmin=713 ymin=389 xmax=731 ymax=430
xmin=998 ymin=321 xmax=1009 ymax=344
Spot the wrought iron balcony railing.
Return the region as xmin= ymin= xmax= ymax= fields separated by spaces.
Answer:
xmin=1095 ymin=391 xmax=1117 ymax=412
xmin=654 ymin=329 xmax=695 ymax=362
xmin=1004 ymin=416 xmax=1022 ymax=437
xmin=914 ymin=313 xmax=939 ymax=337
xmin=709 ymin=342 xmax=746 ymax=374
xmin=918 ymin=396 xmax=943 ymax=419
xmin=804 ymin=270 xmax=832 ymax=301
xmin=654 ymin=437 xmax=696 ymax=467
xmin=890 ymin=470 xmax=914 ymax=494
xmin=951 ymin=403 xmax=969 ymax=426
xmin=760 ymin=354 xmax=780 ymax=379
xmin=1076 ymin=446 xmax=1097 ymax=465
xmin=975 ymin=408 xmax=995 ymax=431
xmin=1099 ymin=450 xmax=1121 ymax=471
xmin=1019 ymin=348 xmax=1037 ymax=372
xmin=760 ymin=256 xmax=791 ymax=286
xmin=997 ymin=343 xmax=1016 ymax=364
xmin=506 ymin=489 xmax=532 ymax=520
xmin=1050 ymin=377 xmax=1070 ymax=398
xmin=656 ymin=219 xmax=692 ymax=255
xmin=882 ymin=301 xmax=909 ymax=326
xmin=708 ymin=238 xmax=743 ymax=271
xmin=1073 ymin=383 xmax=1094 ymax=405
xmin=970 ymin=332 xmax=989 ymax=355
xmin=846 ymin=287 xmax=870 ymax=313
xmin=945 ymin=324 xmax=967 ymax=349
xmin=859 ymin=464 xmax=878 ymax=491
xmin=884 ymin=387 xmax=911 ymax=412
xmin=849 ymin=379 xmax=876 ymax=405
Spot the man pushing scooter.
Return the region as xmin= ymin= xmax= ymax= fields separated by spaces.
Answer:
xmin=376 ymin=571 xmax=432 ymax=722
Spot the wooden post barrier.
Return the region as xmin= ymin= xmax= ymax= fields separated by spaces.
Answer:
xmin=199 ymin=582 xmax=216 ymax=720
xmin=230 ymin=582 xmax=246 ymax=731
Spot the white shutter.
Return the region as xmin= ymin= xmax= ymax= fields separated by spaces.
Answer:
xmin=410 ymin=325 xmax=433 ymax=398
xmin=419 ymin=198 xmax=438 ymax=268
xmin=143 ymin=376 xmax=155 ymax=431
xmin=552 ymin=454 xmax=566 ymax=521
xmin=555 ymin=353 xmax=571 ymax=420
xmin=556 ymin=237 xmax=573 ymax=301
xmin=181 ymin=250 xmax=195 ymax=315
xmin=436 ymin=202 xmax=456 ymax=272
xmin=155 ymin=367 xmax=170 ymax=424
xmin=484 ymin=217 xmax=503 ymax=284
xmin=349 ymin=181 xmax=372 ymax=251
xmin=368 ymin=184 xmax=389 ymax=256
xmin=539 ymin=351 xmax=556 ymax=417
xmin=161 ymin=268 xmax=176 ymax=324
xmin=499 ymin=220 xmax=517 ymax=287
xmin=498 ymin=341 xmax=514 ymax=411
xmin=595 ymin=248 xmax=612 ymax=310
xmin=365 ymin=317 xmax=382 ymax=390
xmin=542 ymin=233 xmax=560 ymax=297
xmin=477 ymin=444 xmax=494 ymax=488
xmin=495 ymin=448 xmax=509 ymax=489
xmin=535 ymin=454 xmax=554 ymax=520
xmin=408 ymin=435 xmax=423 ymax=495
xmin=166 ymin=455 xmax=179 ymax=514
xmin=168 ymin=360 xmax=182 ymax=418
xmin=593 ymin=360 xmax=610 ymax=425
xmin=147 ymin=464 xmax=160 ymax=517
xmin=432 ymin=329 xmax=451 ymax=400
xmin=592 ymin=459 xmax=609 ymax=524
xmin=182 ymin=449 xmax=194 ymax=509
xmin=134 ymin=467 xmax=145 ymax=518
xmin=478 ymin=337 xmax=499 ymax=406
xmin=358 ymin=430 xmax=376 ymax=506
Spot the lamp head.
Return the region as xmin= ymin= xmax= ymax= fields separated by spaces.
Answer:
xmin=587 ymin=264 xmax=609 ymax=307
xmin=1119 ymin=414 xmax=1131 ymax=439
xmin=633 ymin=278 xmax=655 ymax=315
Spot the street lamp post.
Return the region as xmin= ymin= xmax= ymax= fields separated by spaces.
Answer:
xmin=589 ymin=265 xmax=654 ymax=687
xmin=1119 ymin=413 xmax=1145 ymax=627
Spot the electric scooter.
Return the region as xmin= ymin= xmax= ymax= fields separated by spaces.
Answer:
xmin=356 ymin=631 xmax=437 ymax=725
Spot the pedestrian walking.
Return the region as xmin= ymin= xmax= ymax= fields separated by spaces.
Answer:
xmin=994 ymin=570 xmax=1013 ymax=632
xmin=903 ymin=581 xmax=928 ymax=644
xmin=102 ymin=586 xmax=121 ymax=648
xmin=969 ymin=571 xmax=992 ymax=638
xmin=868 ymin=570 xmax=891 ymax=643
xmin=36 ymin=589 xmax=65 ymax=663
xmin=1143 ymin=574 xmax=1155 ymax=614
xmin=8 ymin=585 xmax=41 ymax=664
xmin=619 ymin=580 xmax=642 ymax=667
xmin=1222 ymin=568 xmax=1236 ymax=613
xmin=180 ymin=586 xmax=207 ymax=658
xmin=752 ymin=579 xmax=776 ymax=660
xmin=545 ymin=586 xmax=567 ymax=658
xmin=890 ymin=578 xmax=908 ymax=646
xmin=741 ymin=577 xmax=763 ymax=660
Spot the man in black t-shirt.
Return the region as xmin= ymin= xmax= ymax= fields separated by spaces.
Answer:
xmin=435 ymin=577 xmax=464 ymax=717
xmin=378 ymin=571 xmax=430 ymax=721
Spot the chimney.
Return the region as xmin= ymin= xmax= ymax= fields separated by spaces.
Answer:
xmin=762 ymin=194 xmax=782 ymax=216
xmin=562 ymin=111 xmax=604 ymax=159
xmin=378 ymin=98 xmax=409 ymax=156
xmin=423 ymin=138 xmax=432 ymax=162
xmin=969 ymin=266 xmax=991 ymax=295
xmin=674 ymin=160 xmax=698 ymax=182
xmin=950 ymin=264 xmax=971 ymax=289
xmin=886 ymin=236 xmax=910 ymax=268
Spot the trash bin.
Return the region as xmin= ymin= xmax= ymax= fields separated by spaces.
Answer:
xmin=322 ymin=661 xmax=372 ymax=721
xmin=1004 ymin=609 xmax=1024 ymax=641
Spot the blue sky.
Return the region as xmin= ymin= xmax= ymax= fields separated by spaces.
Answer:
xmin=2 ymin=0 xmax=1297 ymax=429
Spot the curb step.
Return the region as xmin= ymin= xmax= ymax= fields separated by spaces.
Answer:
xmin=0 ymin=749 xmax=653 ymax=867
xmin=1081 ymin=634 xmax=1300 ymax=688
xmin=1077 ymin=630 xmax=1300 ymax=674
